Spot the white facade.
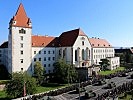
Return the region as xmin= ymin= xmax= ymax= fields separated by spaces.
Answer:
xmin=32 ymin=47 xmax=56 ymax=74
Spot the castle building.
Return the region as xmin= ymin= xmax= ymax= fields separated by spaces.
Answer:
xmin=0 ymin=3 xmax=119 ymax=75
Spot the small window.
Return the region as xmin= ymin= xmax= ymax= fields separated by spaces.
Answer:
xmin=20 ymin=43 xmax=23 ymax=48
xmin=20 ymin=36 xmax=23 ymax=41
xmin=44 ymin=51 xmax=46 ymax=54
xmin=0 ymin=60 xmax=1 ymax=62
xmin=39 ymin=51 xmax=41 ymax=54
xmin=34 ymin=51 xmax=36 ymax=54
xmin=44 ymin=57 xmax=46 ymax=61
xmin=53 ymin=51 xmax=55 ymax=54
xmin=0 ymin=54 xmax=1 ymax=57
xmin=44 ymin=64 xmax=46 ymax=67
xmin=21 ymin=68 xmax=23 ymax=71
xmin=53 ymin=57 xmax=55 ymax=61
xmin=82 ymin=41 xmax=84 ymax=46
xmin=39 ymin=58 xmax=41 ymax=61
xmin=48 ymin=51 xmax=50 ymax=54
xmin=48 ymin=57 xmax=50 ymax=61
xmin=20 ymin=50 xmax=23 ymax=55
xmin=48 ymin=70 xmax=51 ymax=73
xmin=20 ymin=59 xmax=23 ymax=63
xmin=34 ymin=58 xmax=36 ymax=62
xmin=0 ymin=50 xmax=1 ymax=53
xmin=48 ymin=64 xmax=50 ymax=67
xmin=19 ymin=28 xmax=26 ymax=34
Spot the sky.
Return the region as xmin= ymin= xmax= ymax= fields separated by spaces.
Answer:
xmin=0 ymin=0 xmax=133 ymax=47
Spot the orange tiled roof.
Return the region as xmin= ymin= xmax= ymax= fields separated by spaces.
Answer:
xmin=32 ymin=35 xmax=58 ymax=47
xmin=58 ymin=28 xmax=86 ymax=46
xmin=89 ymin=38 xmax=112 ymax=48
xmin=10 ymin=3 xmax=31 ymax=28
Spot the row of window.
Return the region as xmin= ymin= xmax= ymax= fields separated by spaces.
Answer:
xmin=93 ymin=49 xmax=113 ymax=53
xmin=34 ymin=57 xmax=55 ymax=62
xmin=43 ymin=63 xmax=54 ymax=67
xmin=93 ymin=54 xmax=114 ymax=59
xmin=34 ymin=50 xmax=55 ymax=55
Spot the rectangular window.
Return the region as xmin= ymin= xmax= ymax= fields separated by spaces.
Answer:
xmin=20 ymin=50 xmax=23 ymax=55
xmin=48 ymin=64 xmax=50 ymax=67
xmin=48 ymin=70 xmax=51 ymax=73
xmin=39 ymin=58 xmax=41 ymax=61
xmin=0 ymin=50 xmax=1 ymax=53
xmin=75 ymin=50 xmax=77 ymax=61
xmin=82 ymin=41 xmax=84 ymax=46
xmin=53 ymin=57 xmax=55 ymax=61
xmin=44 ymin=57 xmax=46 ymax=61
xmin=34 ymin=58 xmax=36 ymax=62
xmin=20 ymin=43 xmax=23 ymax=48
xmin=0 ymin=59 xmax=1 ymax=62
xmin=20 ymin=59 xmax=23 ymax=63
xmin=39 ymin=51 xmax=41 ymax=54
xmin=48 ymin=57 xmax=50 ymax=61
xmin=48 ymin=51 xmax=50 ymax=54
xmin=20 ymin=36 xmax=23 ymax=41
xmin=44 ymin=64 xmax=46 ymax=67
xmin=53 ymin=51 xmax=55 ymax=54
xmin=44 ymin=51 xmax=46 ymax=54
xmin=0 ymin=54 xmax=1 ymax=57
xmin=34 ymin=51 xmax=36 ymax=54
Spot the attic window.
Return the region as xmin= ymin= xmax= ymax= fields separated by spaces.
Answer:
xmin=98 ymin=44 xmax=100 ymax=46
xmin=104 ymin=44 xmax=105 ymax=46
xmin=92 ymin=44 xmax=94 ymax=46
xmin=81 ymin=37 xmax=85 ymax=40
xmin=19 ymin=28 xmax=26 ymax=34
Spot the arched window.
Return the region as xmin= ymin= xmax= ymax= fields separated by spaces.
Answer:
xmin=82 ymin=49 xmax=85 ymax=60
xmin=75 ymin=50 xmax=77 ymax=61
xmin=19 ymin=28 xmax=26 ymax=34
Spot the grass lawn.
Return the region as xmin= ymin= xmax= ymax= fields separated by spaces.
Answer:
xmin=36 ymin=83 xmax=69 ymax=93
xmin=0 ymin=83 xmax=69 ymax=99
xmin=118 ymin=93 xmax=133 ymax=100
xmin=98 ymin=67 xmax=125 ymax=75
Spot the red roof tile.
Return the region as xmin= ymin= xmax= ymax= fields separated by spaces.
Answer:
xmin=10 ymin=3 xmax=31 ymax=28
xmin=58 ymin=28 xmax=86 ymax=46
xmin=32 ymin=36 xmax=58 ymax=47
xmin=89 ymin=38 xmax=112 ymax=48
xmin=0 ymin=41 xmax=8 ymax=48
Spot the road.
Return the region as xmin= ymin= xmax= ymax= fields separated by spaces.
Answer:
xmin=53 ymin=71 xmax=133 ymax=100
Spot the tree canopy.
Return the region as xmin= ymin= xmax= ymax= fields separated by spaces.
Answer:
xmin=34 ymin=61 xmax=45 ymax=85
xmin=5 ymin=72 xmax=37 ymax=98
xmin=53 ymin=59 xmax=78 ymax=83
xmin=99 ymin=59 xmax=110 ymax=71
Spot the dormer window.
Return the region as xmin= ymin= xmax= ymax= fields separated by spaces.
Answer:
xmin=19 ymin=28 xmax=26 ymax=34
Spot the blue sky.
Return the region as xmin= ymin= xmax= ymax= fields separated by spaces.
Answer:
xmin=0 ymin=0 xmax=133 ymax=47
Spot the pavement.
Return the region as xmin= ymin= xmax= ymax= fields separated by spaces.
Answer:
xmin=42 ymin=71 xmax=133 ymax=100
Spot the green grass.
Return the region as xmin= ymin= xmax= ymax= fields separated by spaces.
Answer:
xmin=118 ymin=93 xmax=133 ymax=100
xmin=98 ymin=67 xmax=125 ymax=75
xmin=0 ymin=83 xmax=69 ymax=99
xmin=36 ymin=83 xmax=69 ymax=93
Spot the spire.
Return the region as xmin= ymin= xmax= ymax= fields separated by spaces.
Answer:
xmin=9 ymin=3 xmax=32 ymax=28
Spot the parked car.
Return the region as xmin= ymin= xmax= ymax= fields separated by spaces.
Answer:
xmin=104 ymin=82 xmax=116 ymax=89
xmin=93 ymin=79 xmax=106 ymax=86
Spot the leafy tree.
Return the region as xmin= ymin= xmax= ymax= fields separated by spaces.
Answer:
xmin=99 ymin=59 xmax=110 ymax=71
xmin=54 ymin=59 xmax=78 ymax=83
xmin=5 ymin=72 xmax=37 ymax=98
xmin=34 ymin=61 xmax=45 ymax=85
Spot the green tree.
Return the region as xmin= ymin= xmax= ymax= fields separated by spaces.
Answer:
xmin=54 ymin=59 xmax=78 ymax=83
xmin=34 ymin=61 xmax=45 ymax=85
xmin=5 ymin=72 xmax=37 ymax=98
xmin=99 ymin=59 xmax=110 ymax=71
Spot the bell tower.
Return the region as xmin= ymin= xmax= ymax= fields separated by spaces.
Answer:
xmin=8 ymin=3 xmax=32 ymax=73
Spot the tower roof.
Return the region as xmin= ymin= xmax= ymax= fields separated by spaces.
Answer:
xmin=10 ymin=3 xmax=31 ymax=28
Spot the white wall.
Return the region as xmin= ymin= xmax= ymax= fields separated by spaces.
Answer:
xmin=32 ymin=47 xmax=56 ymax=74
xmin=8 ymin=27 xmax=32 ymax=73
xmin=73 ymin=36 xmax=92 ymax=67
